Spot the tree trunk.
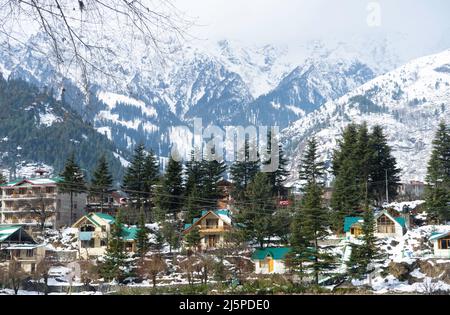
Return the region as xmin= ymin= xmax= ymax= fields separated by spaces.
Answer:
xmin=152 ymin=274 xmax=156 ymax=288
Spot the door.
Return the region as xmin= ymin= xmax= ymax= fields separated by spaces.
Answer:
xmin=267 ymin=257 xmax=274 ymax=273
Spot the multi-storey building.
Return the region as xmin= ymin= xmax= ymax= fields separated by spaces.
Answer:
xmin=0 ymin=176 xmax=87 ymax=229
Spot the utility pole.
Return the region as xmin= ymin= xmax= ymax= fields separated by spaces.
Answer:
xmin=385 ymin=169 xmax=389 ymax=204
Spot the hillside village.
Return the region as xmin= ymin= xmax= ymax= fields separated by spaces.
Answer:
xmin=0 ymin=122 xmax=449 ymax=295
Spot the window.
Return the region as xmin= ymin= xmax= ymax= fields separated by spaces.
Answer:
xmin=439 ymin=239 xmax=450 ymax=250
xmin=101 ymin=240 xmax=107 ymax=247
xmin=377 ymin=215 xmax=395 ymax=234
xmin=26 ymin=249 xmax=35 ymax=257
xmin=31 ymin=263 xmax=36 ymax=273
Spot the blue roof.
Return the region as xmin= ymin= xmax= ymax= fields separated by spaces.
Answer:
xmin=252 ymin=247 xmax=292 ymax=260
xmin=184 ymin=224 xmax=192 ymax=230
xmin=395 ymin=217 xmax=406 ymax=228
xmin=344 ymin=217 xmax=363 ymax=232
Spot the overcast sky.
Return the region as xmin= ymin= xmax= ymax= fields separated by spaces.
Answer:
xmin=174 ymin=0 xmax=450 ymax=50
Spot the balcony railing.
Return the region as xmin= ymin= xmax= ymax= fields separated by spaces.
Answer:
xmin=3 ymin=193 xmax=57 ymax=200
xmin=199 ymin=226 xmax=229 ymax=233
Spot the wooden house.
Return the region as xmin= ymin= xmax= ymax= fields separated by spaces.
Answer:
xmin=344 ymin=210 xmax=406 ymax=239
xmin=72 ymin=213 xmax=137 ymax=259
xmin=183 ymin=209 xmax=232 ymax=250
xmin=0 ymin=224 xmax=46 ymax=273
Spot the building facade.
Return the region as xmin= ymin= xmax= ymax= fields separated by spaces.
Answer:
xmin=344 ymin=210 xmax=407 ymax=239
xmin=252 ymin=247 xmax=291 ymax=274
xmin=0 ymin=224 xmax=46 ymax=273
xmin=0 ymin=177 xmax=87 ymax=229
xmin=183 ymin=210 xmax=233 ymax=250
xmin=72 ymin=212 xmax=137 ymax=259
xmin=430 ymin=231 xmax=450 ymax=258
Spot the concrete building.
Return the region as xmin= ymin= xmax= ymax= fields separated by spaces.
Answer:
xmin=0 ymin=176 xmax=87 ymax=229
xmin=252 ymin=247 xmax=291 ymax=274
xmin=430 ymin=231 xmax=450 ymax=258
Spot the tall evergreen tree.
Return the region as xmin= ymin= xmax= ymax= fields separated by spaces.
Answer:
xmin=425 ymin=122 xmax=450 ymax=223
xmin=235 ymin=172 xmax=275 ymax=247
xmin=368 ymin=125 xmax=401 ymax=206
xmin=142 ymin=149 xmax=160 ymax=217
xmin=331 ymin=124 xmax=361 ymax=232
xmin=200 ymin=154 xmax=227 ymax=209
xmin=263 ymin=130 xmax=289 ymax=197
xmin=59 ymin=153 xmax=87 ymax=225
xmin=347 ymin=207 xmax=381 ymax=281
xmin=90 ymin=154 xmax=113 ymax=213
xmin=230 ymin=138 xmax=260 ymax=201
xmin=296 ymin=138 xmax=334 ymax=284
xmin=100 ymin=210 xmax=128 ymax=282
xmin=157 ymin=154 xmax=184 ymax=220
xmin=122 ymin=144 xmax=146 ymax=213
xmin=298 ymin=137 xmax=325 ymax=185
xmin=135 ymin=211 xmax=150 ymax=258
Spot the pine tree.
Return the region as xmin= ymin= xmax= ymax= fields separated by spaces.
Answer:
xmin=90 ymin=154 xmax=113 ymax=213
xmin=59 ymin=153 xmax=87 ymax=225
xmin=200 ymin=155 xmax=227 ymax=209
xmin=425 ymin=122 xmax=450 ymax=223
xmin=184 ymin=149 xmax=204 ymax=198
xmin=263 ymin=130 xmax=289 ymax=197
xmin=297 ymin=137 xmax=334 ymax=284
xmin=157 ymin=155 xmax=184 ymax=220
xmin=347 ymin=207 xmax=381 ymax=281
xmin=230 ymin=138 xmax=260 ymax=201
xmin=122 ymin=144 xmax=146 ymax=213
xmin=100 ymin=210 xmax=128 ymax=282
xmin=142 ymin=149 xmax=160 ymax=218
xmin=185 ymin=186 xmax=202 ymax=223
xmin=331 ymin=124 xmax=362 ymax=232
xmin=289 ymin=210 xmax=311 ymax=282
xmin=185 ymin=226 xmax=202 ymax=250
xmin=135 ymin=211 xmax=149 ymax=258
xmin=368 ymin=125 xmax=401 ymax=206
xmin=298 ymin=137 xmax=325 ymax=185
xmin=235 ymin=172 xmax=275 ymax=247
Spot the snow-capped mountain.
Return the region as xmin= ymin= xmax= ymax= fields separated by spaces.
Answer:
xmin=0 ymin=31 xmax=444 ymax=162
xmin=247 ymin=57 xmax=374 ymax=127
xmin=283 ymin=49 xmax=450 ymax=183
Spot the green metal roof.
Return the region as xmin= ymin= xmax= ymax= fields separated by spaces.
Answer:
xmin=251 ymin=247 xmax=292 ymax=260
xmin=395 ymin=217 xmax=406 ymax=228
xmin=0 ymin=225 xmax=22 ymax=242
xmin=121 ymin=226 xmax=138 ymax=241
xmin=94 ymin=213 xmax=116 ymax=224
xmin=430 ymin=231 xmax=450 ymax=241
xmin=344 ymin=217 xmax=363 ymax=233
xmin=184 ymin=223 xmax=192 ymax=230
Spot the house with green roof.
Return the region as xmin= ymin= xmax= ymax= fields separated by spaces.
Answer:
xmin=0 ymin=174 xmax=87 ymax=229
xmin=344 ymin=210 xmax=407 ymax=239
xmin=183 ymin=209 xmax=233 ymax=250
xmin=251 ymin=247 xmax=292 ymax=274
xmin=429 ymin=231 xmax=450 ymax=258
xmin=72 ymin=213 xmax=138 ymax=259
xmin=0 ymin=224 xmax=46 ymax=273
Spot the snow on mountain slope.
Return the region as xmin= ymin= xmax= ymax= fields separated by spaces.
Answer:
xmin=283 ymin=49 xmax=450 ymax=183
xmin=247 ymin=56 xmax=374 ymax=128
